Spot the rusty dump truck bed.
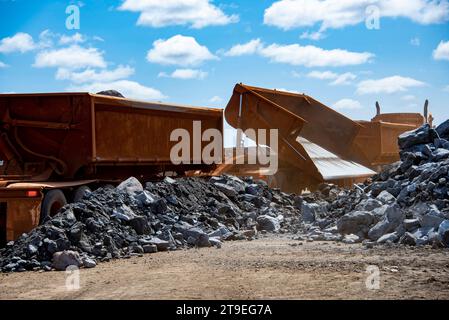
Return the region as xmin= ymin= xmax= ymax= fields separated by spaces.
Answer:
xmin=0 ymin=92 xmax=223 ymax=183
xmin=0 ymin=92 xmax=223 ymax=243
xmin=222 ymin=84 xmax=425 ymax=192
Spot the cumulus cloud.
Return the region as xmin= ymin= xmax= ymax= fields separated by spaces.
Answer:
xmin=34 ymin=45 xmax=107 ymax=69
xmin=224 ymin=39 xmax=263 ymax=56
xmin=307 ymin=70 xmax=357 ymax=85
xmin=68 ymin=80 xmax=166 ymax=100
xmin=0 ymin=32 xmax=36 ymax=53
xmin=433 ymin=40 xmax=449 ymax=60
xmin=0 ymin=61 xmax=8 ymax=68
xmin=158 ymin=68 xmax=208 ymax=80
xmin=333 ymin=98 xmax=363 ymax=110
xmin=307 ymin=70 xmax=338 ymax=80
xmin=56 ymin=65 xmax=134 ymax=83
xmin=147 ymin=35 xmax=217 ymax=66
xmin=300 ymin=31 xmax=325 ymax=41
xmin=357 ymin=75 xmax=426 ymax=94
xmin=259 ymin=43 xmax=373 ymax=67
xmin=209 ymin=96 xmax=223 ymax=104
xmin=119 ymin=0 xmax=238 ymax=29
xmin=330 ymin=72 xmax=357 ymax=85
xmin=59 ymin=33 xmax=86 ymax=45
xmin=264 ymin=0 xmax=449 ymax=31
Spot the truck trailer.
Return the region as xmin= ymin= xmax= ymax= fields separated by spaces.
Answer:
xmin=0 ymin=92 xmax=223 ymax=245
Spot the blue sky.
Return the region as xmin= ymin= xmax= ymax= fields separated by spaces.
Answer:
xmin=0 ymin=0 xmax=449 ymax=146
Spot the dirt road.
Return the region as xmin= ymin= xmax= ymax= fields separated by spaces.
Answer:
xmin=1 ymin=236 xmax=448 ymax=300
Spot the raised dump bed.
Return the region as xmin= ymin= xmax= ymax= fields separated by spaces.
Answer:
xmin=222 ymin=84 xmax=425 ymax=193
xmin=0 ymin=92 xmax=223 ymax=243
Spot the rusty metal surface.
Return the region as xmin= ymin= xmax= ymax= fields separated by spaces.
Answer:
xmin=4 ymin=180 xmax=97 ymax=189
xmin=225 ymin=84 xmax=362 ymax=160
xmin=222 ymin=83 xmax=426 ymax=193
xmin=354 ymin=119 xmax=423 ymax=167
xmin=4 ymin=199 xmax=41 ymax=241
xmin=0 ymin=92 xmax=223 ymax=182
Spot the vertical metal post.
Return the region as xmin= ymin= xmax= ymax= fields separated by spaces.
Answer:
xmin=236 ymin=93 xmax=244 ymax=148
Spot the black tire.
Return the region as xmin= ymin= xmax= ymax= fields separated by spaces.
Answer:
xmin=40 ymin=189 xmax=67 ymax=224
xmin=72 ymin=185 xmax=91 ymax=203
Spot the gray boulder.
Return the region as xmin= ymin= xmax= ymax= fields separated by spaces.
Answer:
xmin=82 ymin=257 xmax=97 ymax=268
xmin=420 ymin=210 xmax=445 ymax=229
xmin=256 ymin=215 xmax=280 ymax=232
xmin=368 ymin=205 xmax=404 ymax=240
xmin=376 ymin=191 xmax=396 ymax=205
xmin=377 ymin=232 xmax=399 ymax=244
xmin=398 ymin=124 xmax=436 ymax=150
xmin=214 ymin=183 xmax=237 ymax=198
xmin=52 ymin=251 xmax=82 ymax=271
xmin=117 ymin=177 xmax=143 ymax=195
xmin=438 ymin=220 xmax=449 ymax=246
xmin=399 ymin=232 xmax=417 ymax=246
xmin=436 ymin=119 xmax=449 ymax=139
xmin=403 ymin=219 xmax=420 ymax=231
xmin=337 ymin=211 xmax=375 ymax=236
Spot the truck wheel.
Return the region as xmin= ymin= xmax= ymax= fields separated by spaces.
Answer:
xmin=40 ymin=190 xmax=67 ymax=224
xmin=72 ymin=186 xmax=91 ymax=202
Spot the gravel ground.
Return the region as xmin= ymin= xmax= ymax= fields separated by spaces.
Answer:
xmin=1 ymin=235 xmax=448 ymax=300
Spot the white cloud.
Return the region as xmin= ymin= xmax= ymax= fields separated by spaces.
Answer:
xmin=444 ymin=85 xmax=449 ymax=92
xmin=59 ymin=33 xmax=85 ymax=45
xmin=38 ymin=30 xmax=56 ymax=48
xmin=0 ymin=61 xmax=8 ymax=68
xmin=93 ymin=36 xmax=105 ymax=42
xmin=331 ymin=72 xmax=357 ymax=85
xmin=401 ymin=94 xmax=416 ymax=101
xmin=119 ymin=0 xmax=238 ymax=29
xmin=433 ymin=40 xmax=449 ymax=60
xmin=291 ymin=71 xmax=302 ymax=78
xmin=147 ymin=35 xmax=217 ymax=66
xmin=410 ymin=37 xmax=421 ymax=46
xmin=0 ymin=32 xmax=36 ymax=53
xmin=333 ymin=98 xmax=363 ymax=110
xmin=300 ymin=31 xmax=325 ymax=41
xmin=357 ymin=75 xmax=426 ymax=94
xmin=276 ymin=88 xmax=300 ymax=94
xmin=56 ymin=65 xmax=134 ymax=83
xmin=224 ymin=39 xmax=263 ymax=56
xmin=264 ymin=0 xmax=449 ymax=31
xmin=307 ymin=70 xmax=338 ymax=80
xmin=158 ymin=68 xmax=208 ymax=80
xmin=259 ymin=43 xmax=373 ymax=67
xmin=209 ymin=96 xmax=223 ymax=104
xmin=307 ymin=71 xmax=356 ymax=85
xmin=34 ymin=45 xmax=107 ymax=69
xmin=68 ymin=80 xmax=166 ymax=101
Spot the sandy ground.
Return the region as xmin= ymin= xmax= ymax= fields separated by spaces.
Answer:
xmin=1 ymin=235 xmax=448 ymax=300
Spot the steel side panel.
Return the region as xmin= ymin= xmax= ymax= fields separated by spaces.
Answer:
xmin=6 ymin=199 xmax=41 ymax=241
xmin=94 ymin=104 xmax=223 ymax=164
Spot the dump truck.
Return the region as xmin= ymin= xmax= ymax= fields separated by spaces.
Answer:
xmin=0 ymin=92 xmax=223 ymax=245
xmin=219 ymin=84 xmax=428 ymax=192
xmin=0 ymin=85 xmax=428 ymax=245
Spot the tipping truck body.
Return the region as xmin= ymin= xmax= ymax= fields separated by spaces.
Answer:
xmin=220 ymin=84 xmax=426 ymax=193
xmin=0 ymin=92 xmax=223 ymax=244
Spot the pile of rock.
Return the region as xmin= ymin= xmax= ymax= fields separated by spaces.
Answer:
xmin=297 ymin=120 xmax=449 ymax=247
xmin=0 ymin=175 xmax=299 ymax=272
xmin=2 ymin=120 xmax=449 ymax=273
